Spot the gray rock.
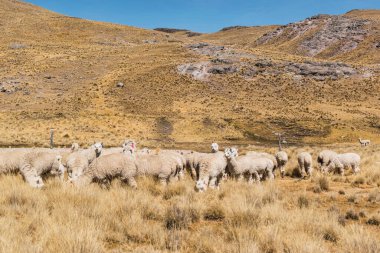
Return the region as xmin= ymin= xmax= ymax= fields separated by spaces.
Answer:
xmin=207 ymin=65 xmax=238 ymax=74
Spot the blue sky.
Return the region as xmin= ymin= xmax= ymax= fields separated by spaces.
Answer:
xmin=24 ymin=0 xmax=380 ymax=33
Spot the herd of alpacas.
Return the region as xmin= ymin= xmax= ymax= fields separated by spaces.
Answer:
xmin=0 ymin=140 xmax=362 ymax=190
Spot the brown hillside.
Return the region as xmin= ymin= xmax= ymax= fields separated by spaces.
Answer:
xmin=0 ymin=0 xmax=379 ymax=147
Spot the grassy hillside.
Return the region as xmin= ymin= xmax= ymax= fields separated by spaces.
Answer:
xmin=0 ymin=0 xmax=379 ymax=147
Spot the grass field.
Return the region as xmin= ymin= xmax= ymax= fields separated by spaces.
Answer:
xmin=0 ymin=144 xmax=378 ymax=253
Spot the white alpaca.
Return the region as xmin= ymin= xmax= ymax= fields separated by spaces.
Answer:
xmin=275 ymin=151 xmax=288 ymax=177
xmin=124 ymin=146 xmax=182 ymax=186
xmin=66 ymin=142 xmax=103 ymax=181
xmin=317 ymin=150 xmax=337 ymax=173
xmin=73 ymin=152 xmax=138 ymax=189
xmin=158 ymin=150 xmax=186 ymax=180
xmin=20 ymin=152 xmax=65 ymax=188
xmin=0 ymin=149 xmax=64 ymax=188
xmin=195 ymin=146 xmax=227 ymax=192
xmin=326 ymin=153 xmax=361 ymax=176
xmin=297 ymin=152 xmax=313 ymax=177
xmin=246 ymin=151 xmax=278 ymax=173
xmin=359 ymin=138 xmax=370 ymax=147
xmin=225 ymin=148 xmax=275 ymax=183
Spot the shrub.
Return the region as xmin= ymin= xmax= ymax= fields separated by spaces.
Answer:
xmin=345 ymin=210 xmax=359 ymax=220
xmin=165 ymin=205 xmax=195 ymax=230
xmin=297 ymin=195 xmax=309 ymax=208
xmin=338 ymin=215 xmax=346 ymax=226
xmin=368 ymin=189 xmax=379 ymax=203
xmin=366 ymin=216 xmax=380 ymax=226
xmin=203 ymin=205 xmax=225 ymax=221
xmin=347 ymin=195 xmax=356 ymax=203
xmin=317 ymin=177 xmax=330 ymax=191
xmin=166 ymin=203 xmax=200 ymax=229
xmin=141 ymin=205 xmax=163 ymax=221
xmin=323 ymin=228 xmax=339 ymax=243
xmin=313 ymin=185 xmax=322 ymax=193
xmin=228 ymin=210 xmax=260 ymax=227
xmin=359 ymin=211 xmax=366 ymax=218
xmin=163 ymin=185 xmax=187 ymax=200
xmin=353 ymin=177 xmax=365 ymax=185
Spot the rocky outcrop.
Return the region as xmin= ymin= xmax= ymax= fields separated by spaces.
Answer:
xmin=179 ymin=43 xmax=361 ymax=81
xmin=0 ymin=80 xmax=23 ymax=94
xmin=154 ymin=28 xmax=202 ymax=37
xmin=219 ymin=26 xmax=249 ymax=32
xmin=256 ymin=14 xmax=370 ymax=57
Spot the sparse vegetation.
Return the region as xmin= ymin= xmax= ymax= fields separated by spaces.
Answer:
xmin=0 ymin=1 xmax=379 ymax=252
xmin=345 ymin=210 xmax=359 ymax=220
xmin=366 ymin=216 xmax=380 ymax=226
xmin=314 ymin=176 xmax=330 ymax=192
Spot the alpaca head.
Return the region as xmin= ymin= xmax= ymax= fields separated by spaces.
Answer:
xmin=123 ymin=140 xmax=136 ymax=154
xmin=71 ymin=143 xmax=80 ymax=152
xmin=26 ymin=174 xmax=44 ymax=188
xmin=92 ymin=142 xmax=103 ymax=157
xmin=51 ymin=155 xmax=65 ymax=176
xmin=195 ymin=179 xmax=207 ymax=192
xmin=224 ymin=147 xmax=238 ymax=159
xmin=70 ymin=142 xmax=79 ymax=152
xmin=211 ymin=143 xmax=219 ymax=153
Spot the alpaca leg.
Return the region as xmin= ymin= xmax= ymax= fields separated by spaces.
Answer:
xmin=339 ymin=167 xmax=344 ymax=176
xmin=158 ymin=176 xmax=168 ymax=186
xmin=209 ymin=177 xmax=217 ymax=189
xmin=178 ymin=167 xmax=185 ymax=180
xmin=307 ymin=166 xmax=313 ymax=177
xmin=353 ymin=165 xmax=360 ymax=174
xmin=190 ymin=166 xmax=197 ymax=180
xmin=267 ymin=170 xmax=274 ymax=180
xmin=253 ymin=171 xmax=260 ymax=182
xmin=248 ymin=174 xmax=254 ymax=184
xmin=299 ymin=164 xmax=305 ymax=178
xmin=100 ymin=178 xmax=111 ymax=190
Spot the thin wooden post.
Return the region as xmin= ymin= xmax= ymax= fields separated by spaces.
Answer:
xmin=50 ymin=129 xmax=54 ymax=149
xmin=275 ymin=132 xmax=283 ymax=151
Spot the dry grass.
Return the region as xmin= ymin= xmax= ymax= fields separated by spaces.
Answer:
xmin=0 ymin=1 xmax=379 ymax=251
xmin=0 ymin=144 xmax=379 ymax=252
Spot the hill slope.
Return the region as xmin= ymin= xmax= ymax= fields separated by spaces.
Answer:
xmin=0 ymin=0 xmax=379 ymax=147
